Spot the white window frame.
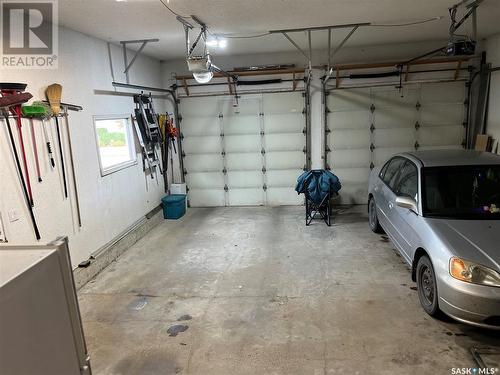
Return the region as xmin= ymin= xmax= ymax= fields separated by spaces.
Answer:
xmin=93 ymin=115 xmax=137 ymax=176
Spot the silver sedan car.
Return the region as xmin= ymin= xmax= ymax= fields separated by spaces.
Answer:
xmin=368 ymin=149 xmax=500 ymax=329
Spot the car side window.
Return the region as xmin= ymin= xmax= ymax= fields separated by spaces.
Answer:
xmin=395 ymin=161 xmax=418 ymax=201
xmin=381 ymin=158 xmax=405 ymax=190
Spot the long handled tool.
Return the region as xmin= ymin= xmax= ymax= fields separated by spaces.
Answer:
xmin=22 ymin=105 xmax=46 ymax=182
xmin=23 ymin=102 xmax=55 ymax=169
xmin=1 ymin=83 xmax=34 ymax=206
xmin=62 ymin=105 xmax=82 ymax=227
xmin=46 ymin=84 xmax=68 ymax=198
xmin=0 ymin=91 xmax=41 ymax=240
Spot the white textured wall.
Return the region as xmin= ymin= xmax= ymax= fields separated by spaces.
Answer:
xmin=486 ymin=33 xmax=500 ymax=152
xmin=0 ymin=27 xmax=166 ymax=267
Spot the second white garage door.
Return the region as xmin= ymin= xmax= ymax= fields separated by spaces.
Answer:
xmin=181 ymin=92 xmax=306 ymax=207
xmin=327 ymin=81 xmax=466 ymax=204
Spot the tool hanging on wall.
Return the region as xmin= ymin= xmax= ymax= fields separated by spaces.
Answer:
xmin=132 ymin=93 xmax=163 ymax=181
xmin=46 ymin=83 xmax=68 ymax=199
xmin=159 ymin=113 xmax=178 ymax=191
xmin=32 ymin=101 xmax=56 ymax=168
xmin=21 ymin=104 xmax=48 ymax=182
xmin=0 ymin=89 xmax=41 ymax=240
xmin=0 ymin=83 xmax=35 ymax=206
xmin=62 ymin=103 xmax=83 ymax=227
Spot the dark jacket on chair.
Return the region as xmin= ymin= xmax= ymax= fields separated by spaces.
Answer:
xmin=295 ymin=170 xmax=341 ymax=204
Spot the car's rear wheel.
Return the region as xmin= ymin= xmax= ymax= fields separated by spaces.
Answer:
xmin=368 ymin=197 xmax=383 ymax=233
xmin=416 ymin=255 xmax=440 ymax=316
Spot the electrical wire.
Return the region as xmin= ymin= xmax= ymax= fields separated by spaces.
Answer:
xmin=370 ymin=16 xmax=443 ymax=27
xmin=158 ymin=0 xmax=190 ymax=19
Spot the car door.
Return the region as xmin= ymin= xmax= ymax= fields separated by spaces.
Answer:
xmin=389 ymin=160 xmax=420 ymax=262
xmin=376 ymin=157 xmax=406 ymax=237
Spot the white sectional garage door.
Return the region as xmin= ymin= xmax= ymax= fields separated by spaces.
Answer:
xmin=181 ymin=92 xmax=305 ymax=207
xmin=327 ymin=81 xmax=466 ymax=204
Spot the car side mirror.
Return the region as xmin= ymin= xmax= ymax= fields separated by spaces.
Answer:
xmin=395 ymin=196 xmax=418 ymax=214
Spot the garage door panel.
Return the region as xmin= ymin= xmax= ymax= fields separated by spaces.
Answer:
xmin=265 ymin=114 xmax=303 ymax=133
xmin=336 ymin=184 xmax=368 ymax=205
xmin=181 ymin=117 xmax=220 ymax=137
xmin=419 ymin=125 xmax=463 ymax=147
xmin=267 ymin=187 xmax=303 ymax=206
xmin=228 ymin=189 xmax=264 ymax=206
xmin=374 ymin=128 xmax=414 ymax=148
xmin=329 ymin=130 xmax=370 ymax=149
xmin=420 ymin=104 xmax=463 ymax=125
xmin=374 ymin=106 xmax=415 ymax=128
xmin=188 ymin=190 xmax=225 ymax=207
xmin=184 ymin=154 xmax=223 ymax=172
xmin=421 ymin=82 xmax=465 ymax=103
xmin=186 ymin=172 xmax=224 ymax=189
xmin=225 ymin=153 xmax=261 ymax=170
xmin=227 ymin=171 xmax=262 ymax=188
xmin=264 ymin=92 xmax=303 ymax=113
xmin=266 ymin=133 xmax=303 ymax=151
xmin=183 ymin=136 xmax=221 ymax=154
xmin=330 ymin=149 xmax=370 ymax=168
xmin=329 ymin=89 xmax=371 ymax=110
xmin=181 ymin=97 xmax=220 ymax=116
xmin=328 ymin=111 xmax=369 ymax=129
xmin=223 ymin=115 xmax=260 ymax=135
xmin=224 ymin=135 xmax=261 ymax=152
xmin=267 ymin=169 xmax=301 ymax=187
xmin=266 ymin=151 xmax=303 ymax=169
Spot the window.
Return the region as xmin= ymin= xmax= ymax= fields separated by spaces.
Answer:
xmin=381 ymin=157 xmax=406 ymax=190
xmin=395 ymin=161 xmax=418 ymax=201
xmin=93 ymin=116 xmax=137 ymax=175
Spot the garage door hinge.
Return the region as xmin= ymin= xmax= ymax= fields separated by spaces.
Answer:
xmin=186 ymin=186 xmax=189 ymax=192
xmin=180 ymin=133 xmax=184 ymax=140
xmin=325 ymin=91 xmax=330 ymax=96
xmin=370 ymin=124 xmax=375 ymax=132
xmin=302 ymin=108 xmax=306 ymax=114
xmin=370 ymin=143 xmax=375 ymax=152
xmin=325 ymin=163 xmax=331 ymax=171
xmin=224 ymin=185 xmax=229 ymax=191
xmin=178 ymin=115 xmax=183 ymax=122
xmin=261 ymin=148 xmax=266 ymax=155
xmin=302 ymin=127 xmax=307 ymax=134
xmin=370 ymin=104 xmax=375 ymax=113
xmin=262 ymin=166 xmax=266 ymax=174
xmin=222 ymin=168 xmax=227 ymax=174
xmin=263 ymin=184 xmax=267 ymax=191
xmin=325 ymin=107 xmax=331 ymax=114
xmin=462 ymin=121 xmax=467 ymax=127
xmin=219 ymin=114 xmax=224 ymax=118
xmin=183 ymin=168 xmax=188 ymax=175
xmin=414 ymin=141 xmax=420 ymax=150
xmin=220 ymin=132 xmax=224 ymax=137
xmin=222 ymin=151 xmax=226 ymax=156
xmin=260 ymin=130 xmax=265 ymax=136
xmin=415 ymin=102 xmax=421 ymax=110
xmin=303 ymin=146 xmax=307 ymax=154
xmin=259 ymin=112 xmax=264 ymax=116
xmin=302 ymin=92 xmax=306 ymax=97
xmin=325 ymin=127 xmax=331 ymax=133
xmin=325 ymin=145 xmax=331 ymax=152
xmin=181 ymin=151 xmax=186 ymax=158
xmin=370 ymin=162 xmax=375 ymax=169
xmin=414 ymin=121 xmax=420 ymax=130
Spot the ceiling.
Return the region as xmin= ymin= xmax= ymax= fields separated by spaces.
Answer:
xmin=59 ymin=0 xmax=500 ymax=61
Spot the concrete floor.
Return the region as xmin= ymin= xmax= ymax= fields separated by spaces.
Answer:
xmin=79 ymin=206 xmax=500 ymax=375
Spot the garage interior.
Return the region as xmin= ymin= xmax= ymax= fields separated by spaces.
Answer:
xmin=1 ymin=0 xmax=500 ymax=374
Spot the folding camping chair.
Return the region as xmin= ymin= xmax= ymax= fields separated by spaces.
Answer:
xmin=305 ymin=183 xmax=333 ymax=226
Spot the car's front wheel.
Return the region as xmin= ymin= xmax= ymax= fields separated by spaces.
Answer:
xmin=368 ymin=197 xmax=383 ymax=233
xmin=416 ymin=255 xmax=441 ymax=316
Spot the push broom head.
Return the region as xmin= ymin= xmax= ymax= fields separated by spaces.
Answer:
xmin=0 ymin=92 xmax=33 ymax=109
xmin=45 ymin=83 xmax=62 ymax=116
xmin=21 ymin=103 xmax=49 ymax=118
xmin=32 ymin=101 xmax=52 ymax=119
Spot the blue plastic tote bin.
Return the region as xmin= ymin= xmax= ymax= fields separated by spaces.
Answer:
xmin=161 ymin=194 xmax=186 ymax=219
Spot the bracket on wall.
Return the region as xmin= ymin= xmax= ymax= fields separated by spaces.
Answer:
xmin=120 ymin=39 xmax=159 ymax=84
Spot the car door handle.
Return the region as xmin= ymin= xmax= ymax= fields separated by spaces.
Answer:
xmin=388 ymin=202 xmax=394 ymax=210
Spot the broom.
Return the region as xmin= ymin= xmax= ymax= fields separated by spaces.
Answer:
xmin=46 ymin=84 xmax=68 ymax=198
